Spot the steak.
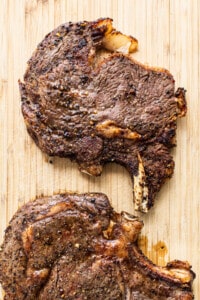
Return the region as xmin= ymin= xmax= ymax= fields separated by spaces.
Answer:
xmin=19 ymin=18 xmax=186 ymax=212
xmin=0 ymin=193 xmax=195 ymax=299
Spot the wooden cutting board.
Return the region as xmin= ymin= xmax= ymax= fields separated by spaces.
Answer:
xmin=0 ymin=0 xmax=199 ymax=298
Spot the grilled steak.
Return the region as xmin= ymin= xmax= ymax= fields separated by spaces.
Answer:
xmin=0 ymin=193 xmax=194 ymax=299
xmin=19 ymin=18 xmax=186 ymax=212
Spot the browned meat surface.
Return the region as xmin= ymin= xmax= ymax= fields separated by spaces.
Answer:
xmin=19 ymin=18 xmax=186 ymax=212
xmin=0 ymin=193 xmax=195 ymax=299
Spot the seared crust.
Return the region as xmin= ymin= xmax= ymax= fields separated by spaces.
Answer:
xmin=19 ymin=18 xmax=186 ymax=212
xmin=0 ymin=193 xmax=195 ymax=299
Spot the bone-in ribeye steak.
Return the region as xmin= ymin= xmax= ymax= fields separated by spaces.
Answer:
xmin=0 ymin=193 xmax=195 ymax=299
xmin=19 ymin=18 xmax=186 ymax=212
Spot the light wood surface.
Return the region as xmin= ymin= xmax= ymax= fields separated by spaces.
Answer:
xmin=0 ymin=0 xmax=199 ymax=298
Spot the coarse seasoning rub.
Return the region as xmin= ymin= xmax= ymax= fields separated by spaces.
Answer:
xmin=0 ymin=193 xmax=195 ymax=299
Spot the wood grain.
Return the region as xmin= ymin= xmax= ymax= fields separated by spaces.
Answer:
xmin=0 ymin=0 xmax=199 ymax=298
